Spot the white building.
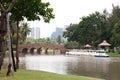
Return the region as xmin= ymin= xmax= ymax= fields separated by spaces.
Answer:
xmin=28 ymin=27 xmax=40 ymax=39
xmin=35 ymin=27 xmax=40 ymax=39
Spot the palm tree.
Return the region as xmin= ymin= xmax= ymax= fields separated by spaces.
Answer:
xmin=10 ymin=21 xmax=18 ymax=72
xmin=19 ymin=23 xmax=31 ymax=44
xmin=12 ymin=22 xmax=31 ymax=69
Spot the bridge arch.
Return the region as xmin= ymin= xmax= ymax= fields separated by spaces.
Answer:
xmin=22 ymin=48 xmax=28 ymax=55
xmin=30 ymin=47 xmax=36 ymax=55
xmin=37 ymin=48 xmax=42 ymax=55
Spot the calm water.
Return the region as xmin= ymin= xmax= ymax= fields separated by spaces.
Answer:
xmin=25 ymin=55 xmax=120 ymax=80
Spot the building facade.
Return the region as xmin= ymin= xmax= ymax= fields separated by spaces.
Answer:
xmin=28 ymin=27 xmax=40 ymax=39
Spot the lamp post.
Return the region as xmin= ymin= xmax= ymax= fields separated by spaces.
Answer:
xmin=92 ymin=24 xmax=97 ymax=48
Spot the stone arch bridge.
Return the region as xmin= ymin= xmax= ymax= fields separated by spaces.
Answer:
xmin=18 ymin=44 xmax=66 ymax=56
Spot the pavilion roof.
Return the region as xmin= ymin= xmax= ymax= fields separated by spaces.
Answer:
xmin=84 ymin=44 xmax=91 ymax=48
xmin=99 ymin=40 xmax=111 ymax=47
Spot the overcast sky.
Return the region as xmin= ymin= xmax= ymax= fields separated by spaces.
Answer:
xmin=28 ymin=0 xmax=120 ymax=38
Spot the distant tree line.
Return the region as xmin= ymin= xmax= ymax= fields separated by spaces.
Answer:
xmin=63 ymin=5 xmax=120 ymax=50
xmin=26 ymin=35 xmax=66 ymax=45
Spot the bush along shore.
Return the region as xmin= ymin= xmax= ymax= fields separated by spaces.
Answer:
xmin=0 ymin=69 xmax=104 ymax=80
xmin=107 ymin=52 xmax=120 ymax=57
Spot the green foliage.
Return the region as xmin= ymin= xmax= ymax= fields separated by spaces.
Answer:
xmin=64 ymin=5 xmax=120 ymax=48
xmin=56 ymin=35 xmax=62 ymax=44
xmin=64 ymin=12 xmax=108 ymax=47
xmin=107 ymin=5 xmax=120 ymax=46
xmin=65 ymin=41 xmax=79 ymax=49
xmin=108 ymin=5 xmax=120 ymax=27
xmin=80 ymin=12 xmax=109 ymax=47
xmin=10 ymin=21 xmax=18 ymax=44
xmin=63 ymin=24 xmax=79 ymax=42
xmin=0 ymin=0 xmax=12 ymax=9
xmin=19 ymin=23 xmax=31 ymax=42
xmin=26 ymin=37 xmax=36 ymax=44
xmin=1 ymin=0 xmax=55 ymax=46
xmin=10 ymin=22 xmax=31 ymax=44
xmin=25 ymin=37 xmax=66 ymax=45
xmin=10 ymin=0 xmax=54 ymax=22
xmin=107 ymin=52 xmax=120 ymax=57
xmin=26 ymin=38 xmax=56 ymax=44
xmin=111 ymin=21 xmax=120 ymax=46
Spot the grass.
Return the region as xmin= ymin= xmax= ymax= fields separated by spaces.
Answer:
xmin=0 ymin=69 xmax=104 ymax=80
xmin=107 ymin=52 xmax=120 ymax=57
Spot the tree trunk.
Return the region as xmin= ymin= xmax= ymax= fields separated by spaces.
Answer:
xmin=6 ymin=13 xmax=13 ymax=76
xmin=0 ymin=41 xmax=5 ymax=70
xmin=0 ymin=37 xmax=3 ymax=70
xmin=0 ymin=17 xmax=7 ymax=70
xmin=11 ymin=39 xmax=16 ymax=72
xmin=0 ymin=0 xmax=16 ymax=74
xmin=0 ymin=40 xmax=6 ymax=69
xmin=16 ymin=21 xmax=19 ymax=69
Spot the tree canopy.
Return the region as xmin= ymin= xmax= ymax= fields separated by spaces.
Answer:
xmin=64 ymin=5 xmax=120 ymax=48
xmin=10 ymin=0 xmax=54 ymax=22
xmin=111 ymin=21 xmax=120 ymax=46
xmin=64 ymin=12 xmax=108 ymax=48
xmin=0 ymin=0 xmax=54 ymax=23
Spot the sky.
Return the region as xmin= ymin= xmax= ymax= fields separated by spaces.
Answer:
xmin=28 ymin=0 xmax=120 ymax=38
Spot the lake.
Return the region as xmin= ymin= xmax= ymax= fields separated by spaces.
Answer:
xmin=24 ymin=55 xmax=120 ymax=80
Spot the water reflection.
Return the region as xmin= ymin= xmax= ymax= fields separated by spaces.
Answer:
xmin=25 ymin=55 xmax=68 ymax=74
xmin=25 ymin=55 xmax=120 ymax=80
xmin=66 ymin=56 xmax=110 ymax=79
xmin=2 ymin=57 xmax=25 ymax=69
xmin=107 ymin=62 xmax=120 ymax=80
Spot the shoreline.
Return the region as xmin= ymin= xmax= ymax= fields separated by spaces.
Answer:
xmin=0 ymin=69 xmax=104 ymax=80
xmin=107 ymin=52 xmax=120 ymax=57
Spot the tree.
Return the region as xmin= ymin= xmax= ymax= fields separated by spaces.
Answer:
xmin=9 ymin=21 xmax=18 ymax=72
xmin=10 ymin=22 xmax=31 ymax=69
xmin=56 ymin=35 xmax=62 ymax=44
xmin=0 ymin=0 xmax=54 ymax=74
xmin=19 ymin=23 xmax=31 ymax=44
xmin=11 ymin=0 xmax=54 ymax=22
xmin=64 ymin=41 xmax=79 ymax=49
xmin=80 ymin=12 xmax=108 ymax=47
xmin=4 ymin=0 xmax=54 ymax=70
xmin=0 ymin=0 xmax=16 ymax=76
xmin=26 ymin=37 xmax=36 ymax=44
xmin=108 ymin=5 xmax=120 ymax=30
xmin=108 ymin=5 xmax=120 ymax=47
xmin=63 ymin=24 xmax=79 ymax=42
xmin=64 ymin=12 xmax=108 ymax=48
xmin=6 ymin=13 xmax=13 ymax=76
xmin=36 ymin=38 xmax=56 ymax=44
xmin=10 ymin=0 xmax=54 ymax=69
xmin=111 ymin=21 xmax=120 ymax=47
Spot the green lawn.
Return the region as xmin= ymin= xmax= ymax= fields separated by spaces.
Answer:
xmin=107 ymin=52 xmax=120 ymax=57
xmin=0 ymin=69 xmax=104 ymax=80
